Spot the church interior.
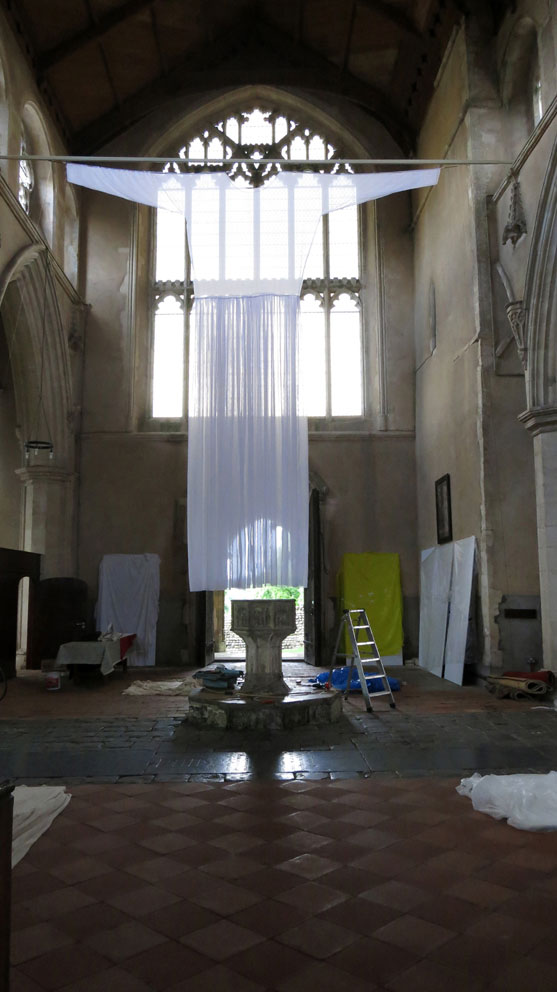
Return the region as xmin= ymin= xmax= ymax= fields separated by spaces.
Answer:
xmin=2 ymin=0 xmax=557 ymax=989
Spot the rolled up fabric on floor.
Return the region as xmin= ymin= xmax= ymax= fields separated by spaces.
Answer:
xmin=503 ymin=670 xmax=555 ymax=689
xmin=486 ymin=676 xmax=549 ymax=699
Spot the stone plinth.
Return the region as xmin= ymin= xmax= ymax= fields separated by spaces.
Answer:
xmin=231 ymin=599 xmax=295 ymax=696
xmin=188 ymin=685 xmax=342 ymax=730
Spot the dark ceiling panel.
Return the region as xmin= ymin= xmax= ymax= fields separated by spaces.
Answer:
xmin=101 ymin=11 xmax=160 ymax=100
xmin=46 ymin=44 xmax=118 ymax=131
xmin=0 ymin=1 xmax=499 ymax=152
xmin=15 ymin=0 xmax=89 ymax=50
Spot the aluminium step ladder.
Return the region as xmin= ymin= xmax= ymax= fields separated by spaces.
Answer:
xmin=328 ymin=609 xmax=396 ymax=713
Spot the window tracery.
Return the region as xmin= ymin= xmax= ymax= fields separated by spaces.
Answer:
xmin=151 ymin=107 xmax=364 ymax=423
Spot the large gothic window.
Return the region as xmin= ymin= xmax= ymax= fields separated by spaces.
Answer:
xmin=151 ymin=108 xmax=363 ymax=422
xmin=18 ymin=131 xmax=33 ymax=214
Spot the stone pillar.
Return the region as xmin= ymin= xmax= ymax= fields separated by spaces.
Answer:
xmin=520 ymin=409 xmax=557 ymax=672
xmin=231 ymin=599 xmax=296 ymax=695
xmin=16 ymin=466 xmax=76 ymax=577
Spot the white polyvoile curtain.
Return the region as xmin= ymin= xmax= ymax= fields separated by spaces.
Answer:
xmin=69 ymin=165 xmax=439 ymax=590
xmin=189 ymin=293 xmax=306 ymax=589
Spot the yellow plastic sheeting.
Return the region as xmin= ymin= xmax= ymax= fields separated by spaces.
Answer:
xmin=337 ymin=552 xmax=403 ymax=658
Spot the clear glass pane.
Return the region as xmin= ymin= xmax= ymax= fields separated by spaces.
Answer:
xmin=308 ymin=135 xmax=325 ymax=160
xmin=190 ymin=179 xmax=220 ymax=281
xmin=289 ymin=135 xmax=307 ymax=160
xmin=303 ymin=216 xmax=323 ymax=278
xmin=260 ymin=186 xmax=288 ymax=280
xmin=330 ymin=295 xmax=362 ymax=416
xmin=274 ymin=116 xmax=288 ymax=141
xmin=299 ymin=295 xmax=326 ymax=417
xmin=225 ymin=117 xmax=240 ymax=143
xmin=328 ymin=200 xmax=358 ymax=278
xmin=207 ymin=137 xmax=223 ymax=160
xmin=152 ymin=297 xmax=184 ymax=417
xmin=188 ymin=137 xmax=204 ymax=161
xmin=242 ymin=109 xmax=272 ymax=145
xmin=295 ymin=181 xmax=323 ymax=277
xmin=155 ymin=207 xmax=185 ymax=281
xmin=226 ymin=185 xmax=254 ymax=280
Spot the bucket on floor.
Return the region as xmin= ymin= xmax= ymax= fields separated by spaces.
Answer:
xmin=45 ymin=672 xmax=61 ymax=691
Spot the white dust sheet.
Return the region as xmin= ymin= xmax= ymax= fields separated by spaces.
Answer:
xmin=12 ymin=785 xmax=71 ymax=867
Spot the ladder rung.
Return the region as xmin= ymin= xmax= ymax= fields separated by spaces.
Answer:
xmin=353 ymin=624 xmax=369 ymax=630
xmin=354 ymin=640 xmax=374 ymax=646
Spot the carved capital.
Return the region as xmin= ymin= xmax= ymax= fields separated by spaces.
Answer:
xmin=505 ymin=300 xmax=527 ymax=369
xmin=518 ymin=407 xmax=557 ymax=436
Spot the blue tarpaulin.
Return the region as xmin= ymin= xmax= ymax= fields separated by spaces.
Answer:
xmin=311 ymin=667 xmax=401 ymax=693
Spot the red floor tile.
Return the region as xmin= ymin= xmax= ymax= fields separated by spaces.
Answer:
xmin=276 ymin=917 xmax=358 ymax=958
xmin=18 ymin=944 xmax=113 ymax=990
xmin=120 ymin=939 xmax=211 ymax=988
xmin=229 ymin=898 xmax=310 ymax=937
xmin=84 ymin=920 xmax=168 ymax=962
xmin=372 ymin=912 xmax=454 ymax=955
xmin=11 ymin=922 xmax=73 ymax=965
xmin=181 ymin=919 xmax=264 ymax=960
xmin=167 ymin=963 xmax=265 ymax=992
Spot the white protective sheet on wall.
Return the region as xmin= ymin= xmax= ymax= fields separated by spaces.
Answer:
xmin=419 ymin=544 xmax=453 ymax=677
xmin=68 ymin=165 xmax=439 ymax=590
xmin=96 ymin=554 xmax=160 ymax=666
xmin=419 ymin=537 xmax=476 ymax=685
xmin=444 ymin=536 xmax=476 ymax=685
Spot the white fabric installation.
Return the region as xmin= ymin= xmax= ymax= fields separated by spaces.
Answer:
xmin=69 ymin=164 xmax=439 ymax=590
xmin=96 ymin=553 xmax=160 ymax=665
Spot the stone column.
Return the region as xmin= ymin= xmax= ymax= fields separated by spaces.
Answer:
xmin=231 ymin=599 xmax=296 ymax=695
xmin=16 ymin=466 xmax=76 ymax=577
xmin=520 ymin=409 xmax=557 ymax=672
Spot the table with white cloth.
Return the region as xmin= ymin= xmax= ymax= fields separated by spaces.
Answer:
xmin=54 ymin=639 xmax=132 ymax=677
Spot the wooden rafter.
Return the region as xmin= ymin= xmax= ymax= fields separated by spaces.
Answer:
xmin=150 ymin=2 xmax=168 ymax=77
xmin=356 ymin=0 xmax=422 ymax=39
xmin=72 ymin=13 xmax=414 ymax=153
xmin=37 ymin=0 xmax=154 ymax=72
xmin=341 ymin=2 xmax=357 ymax=76
xmin=295 ymin=0 xmax=305 ymax=46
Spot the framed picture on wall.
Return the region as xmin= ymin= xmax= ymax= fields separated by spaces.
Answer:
xmin=435 ymin=474 xmax=453 ymax=544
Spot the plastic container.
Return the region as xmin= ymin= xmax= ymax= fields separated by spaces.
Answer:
xmin=45 ymin=672 xmax=61 ymax=691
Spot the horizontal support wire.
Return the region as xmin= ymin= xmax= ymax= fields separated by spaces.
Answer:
xmin=0 ymin=154 xmax=514 ymax=166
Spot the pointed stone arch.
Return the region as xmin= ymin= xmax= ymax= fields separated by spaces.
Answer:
xmin=519 ymin=136 xmax=557 ymax=670
xmin=0 ymin=247 xmax=76 ymax=574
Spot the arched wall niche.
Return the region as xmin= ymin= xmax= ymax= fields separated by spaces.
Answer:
xmin=499 ymin=16 xmax=538 ymax=106
xmin=523 ymin=135 xmax=557 ymax=412
xmin=64 ymin=183 xmax=79 ymax=289
xmin=0 ymin=43 xmax=9 ymax=165
xmin=20 ymin=101 xmax=54 ymax=246
xmin=0 ymin=246 xmax=73 ymax=469
xmin=0 ymin=308 xmax=21 ymax=549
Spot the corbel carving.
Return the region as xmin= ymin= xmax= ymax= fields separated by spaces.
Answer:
xmin=502 ymin=178 xmax=527 ymax=247
xmin=505 ymin=300 xmax=527 ymax=370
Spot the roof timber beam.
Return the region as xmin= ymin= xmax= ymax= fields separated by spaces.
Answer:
xmin=71 ymin=12 xmax=414 ymax=152
xmin=74 ymin=65 xmax=413 ymax=154
xmin=37 ymin=0 xmax=154 ymax=72
xmin=356 ymin=0 xmax=422 ymax=40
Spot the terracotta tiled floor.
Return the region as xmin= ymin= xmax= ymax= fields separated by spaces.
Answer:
xmin=10 ymin=776 xmax=557 ymax=991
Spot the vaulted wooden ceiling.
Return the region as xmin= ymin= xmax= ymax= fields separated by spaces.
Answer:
xmin=1 ymin=0 xmax=507 ymax=153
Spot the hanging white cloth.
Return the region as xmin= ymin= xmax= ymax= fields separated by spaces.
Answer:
xmin=96 ymin=553 xmax=160 ymax=665
xmin=69 ymin=165 xmax=439 ymax=590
